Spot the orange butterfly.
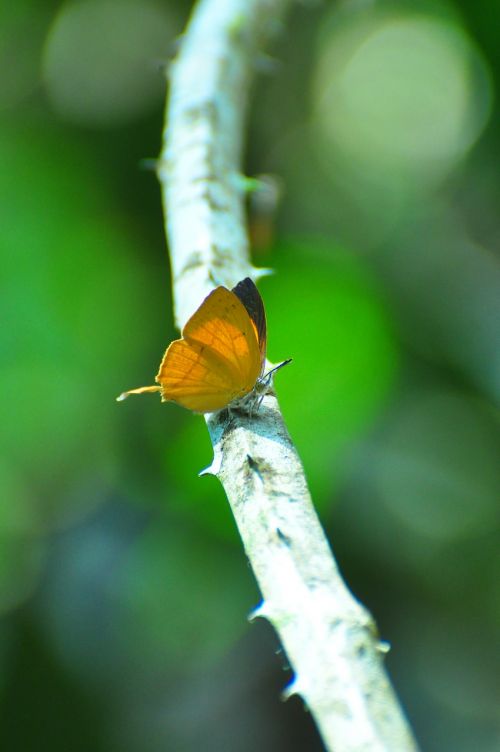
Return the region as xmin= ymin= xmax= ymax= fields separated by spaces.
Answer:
xmin=118 ymin=278 xmax=290 ymax=413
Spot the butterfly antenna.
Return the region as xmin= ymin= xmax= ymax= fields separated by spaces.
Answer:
xmin=116 ymin=385 xmax=161 ymax=401
xmin=263 ymin=358 xmax=292 ymax=385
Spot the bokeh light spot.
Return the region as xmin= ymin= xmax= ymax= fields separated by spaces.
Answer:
xmin=375 ymin=389 xmax=500 ymax=541
xmin=42 ymin=0 xmax=174 ymax=127
xmin=313 ymin=12 xmax=492 ymax=184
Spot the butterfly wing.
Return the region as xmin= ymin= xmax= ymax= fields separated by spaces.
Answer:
xmin=156 ymin=286 xmax=262 ymax=412
xmin=232 ymin=278 xmax=267 ymax=371
xmin=155 ymin=338 xmax=243 ymax=412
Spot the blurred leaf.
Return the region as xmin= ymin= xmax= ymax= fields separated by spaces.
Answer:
xmin=162 ymin=416 xmax=238 ymax=540
xmin=42 ymin=0 xmax=177 ymax=127
xmin=374 ymin=388 xmax=500 ymax=541
xmin=264 ymin=239 xmax=398 ymax=507
xmin=117 ymin=521 xmax=257 ymax=668
xmin=312 ymin=9 xmax=492 ymax=185
xmin=0 ymin=120 xmax=159 ymax=526
xmin=0 ymin=535 xmax=46 ymax=614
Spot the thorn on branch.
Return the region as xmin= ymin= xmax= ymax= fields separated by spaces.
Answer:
xmin=138 ymin=157 xmax=159 ymax=172
xmin=246 ymin=453 xmax=263 ymax=479
xmin=235 ymin=174 xmax=264 ymax=194
xmin=151 ymin=36 xmax=184 ymax=77
xmin=254 ymin=52 xmax=282 ymax=75
xmin=248 ymin=600 xmax=270 ymax=622
xmin=198 ymin=451 xmax=222 ymax=477
xmin=276 ymin=527 xmax=292 ymax=547
xmin=281 ymin=676 xmax=301 ymax=701
xmin=377 ymin=640 xmax=391 ymax=655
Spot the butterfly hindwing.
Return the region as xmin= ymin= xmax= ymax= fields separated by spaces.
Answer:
xmin=157 ymin=338 xmax=240 ymax=412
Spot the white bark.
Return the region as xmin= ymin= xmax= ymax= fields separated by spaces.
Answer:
xmin=158 ymin=0 xmax=419 ymax=749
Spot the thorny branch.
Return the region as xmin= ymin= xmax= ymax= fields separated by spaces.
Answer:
xmin=157 ymin=0 xmax=419 ymax=749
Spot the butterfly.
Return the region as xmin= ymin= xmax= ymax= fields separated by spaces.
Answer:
xmin=117 ymin=277 xmax=290 ymax=413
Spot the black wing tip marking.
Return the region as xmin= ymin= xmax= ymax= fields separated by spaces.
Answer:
xmin=232 ymin=277 xmax=267 ymax=357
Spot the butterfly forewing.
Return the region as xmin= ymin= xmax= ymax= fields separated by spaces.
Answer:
xmin=181 ymin=287 xmax=261 ymax=385
xmin=156 ymin=286 xmax=262 ymax=411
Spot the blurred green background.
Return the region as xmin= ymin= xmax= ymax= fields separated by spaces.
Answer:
xmin=1 ymin=1 xmax=499 ymax=750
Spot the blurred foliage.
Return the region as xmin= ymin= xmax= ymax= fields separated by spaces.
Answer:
xmin=1 ymin=1 xmax=499 ymax=751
